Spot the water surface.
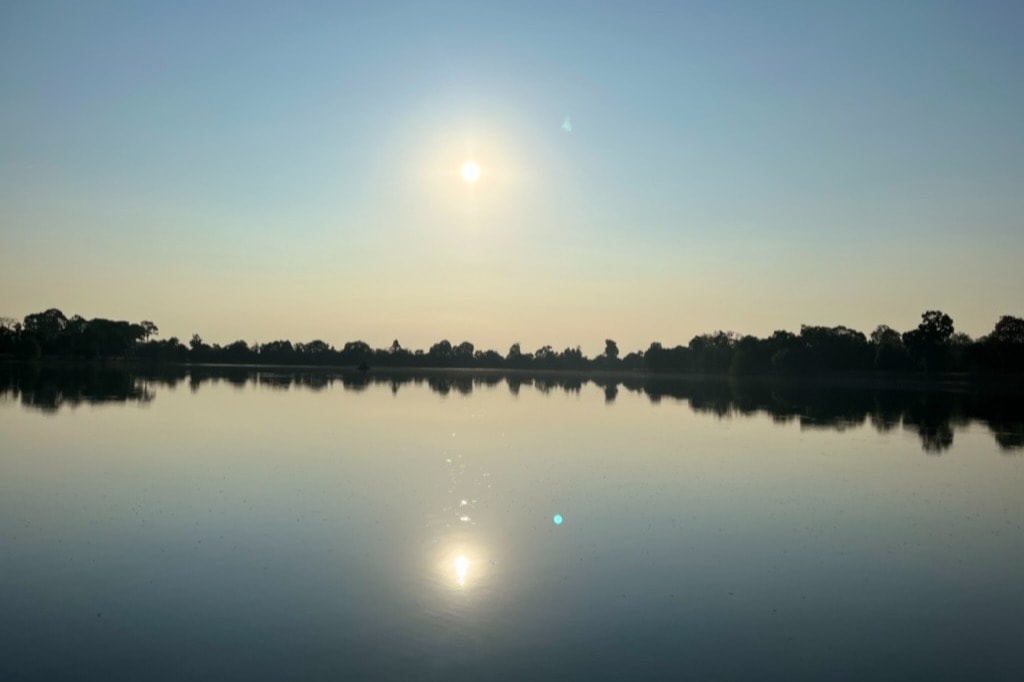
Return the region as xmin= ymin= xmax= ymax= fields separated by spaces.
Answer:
xmin=2 ymin=365 xmax=1022 ymax=680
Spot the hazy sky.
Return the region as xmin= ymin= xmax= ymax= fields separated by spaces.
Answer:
xmin=2 ymin=1 xmax=1022 ymax=354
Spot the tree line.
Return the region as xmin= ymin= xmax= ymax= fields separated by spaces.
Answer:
xmin=2 ymin=307 xmax=1023 ymax=374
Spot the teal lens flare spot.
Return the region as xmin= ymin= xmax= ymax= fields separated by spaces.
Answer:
xmin=553 ymin=514 xmax=563 ymax=525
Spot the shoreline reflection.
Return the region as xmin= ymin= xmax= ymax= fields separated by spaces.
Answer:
xmin=1 ymin=362 xmax=1021 ymax=453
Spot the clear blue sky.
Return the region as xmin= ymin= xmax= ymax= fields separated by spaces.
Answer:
xmin=2 ymin=1 xmax=1022 ymax=353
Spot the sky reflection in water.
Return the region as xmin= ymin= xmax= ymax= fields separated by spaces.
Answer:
xmin=1 ymin=365 xmax=1022 ymax=681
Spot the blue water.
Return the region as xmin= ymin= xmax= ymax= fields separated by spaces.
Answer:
xmin=1 ymin=366 xmax=1022 ymax=680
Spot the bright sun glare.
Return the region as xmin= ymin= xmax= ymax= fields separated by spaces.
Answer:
xmin=454 ymin=555 xmax=469 ymax=586
xmin=460 ymin=161 xmax=481 ymax=183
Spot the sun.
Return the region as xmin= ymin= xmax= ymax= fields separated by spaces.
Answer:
xmin=460 ymin=161 xmax=481 ymax=183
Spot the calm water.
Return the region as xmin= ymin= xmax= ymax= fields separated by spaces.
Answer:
xmin=2 ymin=365 xmax=1023 ymax=681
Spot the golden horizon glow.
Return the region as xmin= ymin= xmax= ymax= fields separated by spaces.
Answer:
xmin=460 ymin=161 xmax=481 ymax=183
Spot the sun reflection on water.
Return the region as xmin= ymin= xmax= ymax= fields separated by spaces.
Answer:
xmin=437 ymin=543 xmax=490 ymax=591
xmin=454 ymin=555 xmax=469 ymax=587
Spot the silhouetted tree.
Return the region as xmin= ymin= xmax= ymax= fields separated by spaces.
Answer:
xmin=872 ymin=325 xmax=912 ymax=371
xmin=975 ymin=315 xmax=1024 ymax=371
xmin=533 ymin=345 xmax=557 ymax=368
xmin=8 ymin=305 xmax=1021 ymax=377
xmin=559 ymin=345 xmax=586 ymax=370
xmin=991 ymin=316 xmax=1024 ymax=344
xmin=870 ymin=325 xmax=901 ymax=346
xmin=689 ymin=331 xmax=737 ymax=372
xmin=22 ymin=308 xmax=68 ymax=354
xmin=729 ymin=335 xmax=763 ymax=375
xmin=454 ymin=341 xmax=475 ymax=366
xmin=259 ymin=340 xmax=294 ymax=364
xmin=0 ymin=317 xmax=20 ymax=355
xmin=299 ymin=340 xmax=332 ymax=357
xmin=903 ymin=310 xmax=955 ymax=371
xmin=339 ymin=340 xmax=371 ymax=366
xmin=506 ymin=342 xmax=531 ymax=369
xmin=644 ymin=342 xmax=692 ymax=373
xmin=622 ymin=350 xmax=645 ymax=370
xmin=24 ymin=308 xmax=68 ymax=338
xmin=133 ymin=336 xmax=189 ymax=362
xmin=428 ymin=339 xmax=454 ymax=365
xmin=798 ymin=325 xmax=871 ymax=371
xmin=223 ymin=340 xmax=252 ymax=362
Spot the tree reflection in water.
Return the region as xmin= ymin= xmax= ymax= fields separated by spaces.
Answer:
xmin=1 ymin=363 xmax=1021 ymax=453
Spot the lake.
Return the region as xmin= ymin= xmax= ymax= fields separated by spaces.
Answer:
xmin=2 ymin=364 xmax=1023 ymax=681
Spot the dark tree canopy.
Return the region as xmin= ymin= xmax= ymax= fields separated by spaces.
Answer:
xmin=3 ymin=308 xmax=1023 ymax=375
xmin=991 ymin=316 xmax=1024 ymax=345
xmin=905 ymin=310 xmax=955 ymax=345
xmin=901 ymin=310 xmax=956 ymax=371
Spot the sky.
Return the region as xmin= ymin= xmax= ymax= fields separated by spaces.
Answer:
xmin=2 ymin=1 xmax=1022 ymax=355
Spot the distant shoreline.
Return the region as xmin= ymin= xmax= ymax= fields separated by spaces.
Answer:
xmin=3 ymin=308 xmax=1022 ymax=378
